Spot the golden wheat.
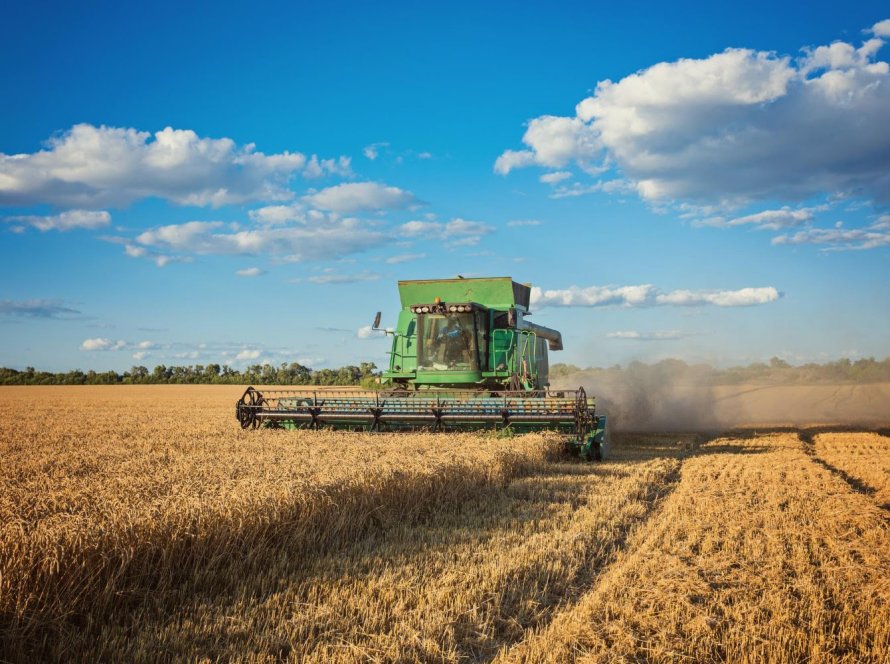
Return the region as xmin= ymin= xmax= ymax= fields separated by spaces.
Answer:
xmin=813 ymin=431 xmax=890 ymax=506
xmin=498 ymin=432 xmax=890 ymax=663
xmin=2 ymin=386 xmax=888 ymax=663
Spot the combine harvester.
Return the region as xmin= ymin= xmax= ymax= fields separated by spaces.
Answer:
xmin=236 ymin=277 xmax=608 ymax=460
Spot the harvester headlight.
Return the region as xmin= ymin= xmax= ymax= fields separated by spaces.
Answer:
xmin=422 ymin=306 xmax=430 ymax=313
xmin=448 ymin=305 xmax=457 ymax=312
xmin=457 ymin=305 xmax=466 ymax=312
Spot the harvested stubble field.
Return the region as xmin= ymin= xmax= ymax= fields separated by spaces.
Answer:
xmin=1 ymin=386 xmax=889 ymax=663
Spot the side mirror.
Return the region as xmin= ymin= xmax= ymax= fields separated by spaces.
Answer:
xmin=372 ymin=311 xmax=382 ymax=329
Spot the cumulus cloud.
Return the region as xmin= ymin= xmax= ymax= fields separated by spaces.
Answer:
xmin=655 ymin=287 xmax=780 ymax=307
xmin=248 ymin=203 xmax=306 ymax=224
xmin=363 ymin=142 xmax=389 ymax=160
xmin=506 ymin=219 xmax=542 ymax=227
xmin=400 ymin=218 xmax=494 ymax=247
xmin=539 ymin=171 xmax=572 ymax=184
xmin=80 ymin=338 xmax=127 ymax=351
xmin=131 ymin=217 xmax=387 ymax=263
xmin=0 ymin=124 xmax=344 ymax=208
xmin=356 ymin=324 xmax=391 ymax=339
xmin=0 ymin=299 xmax=81 ymax=319
xmin=300 ymin=271 xmax=382 ymax=284
xmin=531 ymin=284 xmax=780 ymax=308
xmin=772 ymin=218 xmax=890 ymax=250
xmin=385 ymin=252 xmax=425 ymax=264
xmin=235 ymin=267 xmax=265 ymax=277
xmin=123 ymin=243 xmax=191 ymax=267
xmin=549 ymin=179 xmax=633 ymax=199
xmin=494 ymin=116 xmax=600 ymax=175
xmin=497 ymin=23 xmax=890 ymax=204
xmin=303 ymin=182 xmax=419 ymax=213
xmin=302 ymin=155 xmax=352 ymax=178
xmin=235 ymin=348 xmax=261 ymax=361
xmin=606 ymin=330 xmax=694 ymax=340
xmin=694 ymin=206 xmax=819 ymax=230
xmin=4 ymin=209 xmax=110 ymax=232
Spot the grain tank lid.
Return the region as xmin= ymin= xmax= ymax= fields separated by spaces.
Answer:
xmin=398 ymin=277 xmax=531 ymax=309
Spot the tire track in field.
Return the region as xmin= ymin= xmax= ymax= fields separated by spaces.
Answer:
xmin=487 ymin=447 xmax=689 ymax=657
xmin=494 ymin=438 xmax=699 ymax=661
xmin=800 ymin=429 xmax=890 ymax=517
xmin=498 ymin=431 xmax=890 ymax=663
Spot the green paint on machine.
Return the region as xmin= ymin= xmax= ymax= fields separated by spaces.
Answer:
xmin=235 ymin=277 xmax=609 ymax=461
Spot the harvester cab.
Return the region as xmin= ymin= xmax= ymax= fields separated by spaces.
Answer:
xmin=235 ymin=277 xmax=608 ymax=460
xmin=382 ymin=277 xmax=559 ymax=392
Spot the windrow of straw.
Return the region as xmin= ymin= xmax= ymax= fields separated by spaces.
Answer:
xmin=0 ymin=386 xmax=560 ymax=658
xmin=498 ymin=432 xmax=890 ymax=663
xmin=813 ymin=431 xmax=890 ymax=507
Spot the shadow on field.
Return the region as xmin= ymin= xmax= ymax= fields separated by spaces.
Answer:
xmin=44 ymin=437 xmax=697 ymax=662
xmin=18 ymin=432 xmax=825 ymax=662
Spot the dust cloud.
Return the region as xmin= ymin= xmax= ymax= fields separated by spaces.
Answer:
xmin=553 ymin=362 xmax=890 ymax=432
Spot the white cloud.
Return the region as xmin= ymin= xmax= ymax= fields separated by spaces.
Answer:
xmin=356 ymin=325 xmax=391 ymax=339
xmin=132 ymin=351 xmax=149 ymax=360
xmin=123 ymin=243 xmax=191 ymax=267
xmin=363 ymin=142 xmax=389 ymax=160
xmin=539 ymin=171 xmax=572 ymax=184
xmin=494 ymin=116 xmax=600 ymax=175
xmin=235 ymin=348 xmax=262 ymax=361
xmin=303 ymin=155 xmax=352 ymax=178
xmin=385 ymin=252 xmax=425 ymax=264
xmin=132 ymin=217 xmax=387 ymax=263
xmin=496 ymin=25 xmax=890 ymax=204
xmin=874 ymin=19 xmax=890 ymax=38
xmin=694 ymin=206 xmax=818 ymax=230
xmin=654 ymin=287 xmax=780 ymax=306
xmin=772 ymin=219 xmax=890 ymax=250
xmin=531 ymin=284 xmax=780 ymax=308
xmin=4 ymin=209 xmax=110 ymax=232
xmin=236 ymin=267 xmax=265 ymax=277
xmin=0 ymin=299 xmax=81 ymax=318
xmin=0 ymin=124 xmax=317 ymax=208
xmin=549 ymin=179 xmax=633 ymax=199
xmin=606 ymin=330 xmax=692 ymax=340
xmin=506 ymin=219 xmax=542 ymax=227
xmin=301 ymin=271 xmax=382 ymax=284
xmin=531 ymin=284 xmax=657 ymax=308
xmin=80 ymin=338 xmax=127 ymax=351
xmin=303 ymin=181 xmax=418 ymax=213
xmin=248 ymin=203 xmax=305 ymax=224
xmin=400 ymin=218 xmax=493 ymax=247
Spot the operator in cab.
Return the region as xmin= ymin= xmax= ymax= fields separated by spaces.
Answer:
xmin=438 ymin=316 xmax=471 ymax=366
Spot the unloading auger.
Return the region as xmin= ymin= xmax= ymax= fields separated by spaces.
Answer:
xmin=235 ymin=277 xmax=609 ymax=460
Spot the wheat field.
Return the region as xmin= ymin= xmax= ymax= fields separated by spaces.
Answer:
xmin=1 ymin=386 xmax=889 ymax=662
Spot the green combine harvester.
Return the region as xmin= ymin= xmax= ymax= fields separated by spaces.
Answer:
xmin=236 ymin=277 xmax=608 ymax=460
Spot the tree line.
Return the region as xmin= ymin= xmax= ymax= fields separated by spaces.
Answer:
xmin=0 ymin=362 xmax=380 ymax=387
xmin=3 ymin=356 xmax=890 ymax=387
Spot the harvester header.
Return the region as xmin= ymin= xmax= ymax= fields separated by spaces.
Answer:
xmin=235 ymin=276 xmax=608 ymax=460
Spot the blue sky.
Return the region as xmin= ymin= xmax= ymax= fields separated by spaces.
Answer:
xmin=1 ymin=0 xmax=889 ymax=372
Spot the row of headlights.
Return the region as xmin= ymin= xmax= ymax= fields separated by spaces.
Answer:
xmin=409 ymin=304 xmax=472 ymax=314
